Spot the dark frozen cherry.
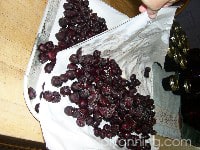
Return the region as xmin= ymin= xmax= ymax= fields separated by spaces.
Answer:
xmin=35 ymin=103 xmax=40 ymax=113
xmin=43 ymin=91 xmax=54 ymax=102
xmin=60 ymin=86 xmax=71 ymax=96
xmin=94 ymin=128 xmax=101 ymax=137
xmin=83 ymin=0 xmax=89 ymax=6
xmin=43 ymin=91 xmax=61 ymax=103
xmin=51 ymin=76 xmax=63 ymax=87
xmin=59 ymin=74 xmax=69 ymax=82
xmin=64 ymin=10 xmax=78 ymax=17
xmin=99 ymin=105 xmax=115 ymax=119
xmin=111 ymin=124 xmax=119 ymax=133
xmin=52 ymin=91 xmax=61 ymax=103
xmin=100 ymin=129 xmax=106 ymax=139
xmin=64 ymin=106 xmax=74 ymax=116
xmin=69 ymin=54 xmax=79 ymax=64
xmin=67 ymin=63 xmax=78 ymax=70
xmin=59 ymin=18 xmax=67 ymax=28
xmin=45 ymin=41 xmax=54 ymax=50
xmin=122 ymin=79 xmax=131 ymax=87
xmin=106 ymin=132 xmax=114 ymax=139
xmin=69 ymin=92 xmax=79 ymax=103
xmin=124 ymin=97 xmax=133 ymax=108
xmin=38 ymin=41 xmax=57 ymax=64
xmin=76 ymin=118 xmax=85 ymax=127
xmin=55 ymin=31 xmax=66 ymax=41
xmin=101 ymin=85 xmax=112 ymax=96
xmin=39 ymin=53 xmax=48 ymax=64
xmin=121 ymin=122 xmax=131 ymax=131
xmin=63 ymin=3 xmax=73 ymax=10
xmin=134 ymin=79 xmax=141 ymax=86
xmin=93 ymin=50 xmax=101 ymax=58
xmin=44 ymin=61 xmax=55 ymax=73
xmin=42 ymin=82 xmax=45 ymax=90
xmin=72 ymin=108 xmax=79 ymax=118
xmin=28 ymin=87 xmax=36 ymax=100
xmin=130 ymin=74 xmax=136 ymax=81
xmin=129 ymin=88 xmax=137 ymax=97
xmin=79 ymin=89 xmax=90 ymax=99
xmin=78 ymin=108 xmax=89 ymax=118
xmin=40 ymin=92 xmax=43 ymax=99
xmin=47 ymin=51 xmax=57 ymax=61
xmin=144 ymin=67 xmax=151 ymax=78
xmin=92 ymin=119 xmax=102 ymax=128
xmin=99 ymin=96 xmax=110 ymax=107
xmin=65 ymin=70 xmax=76 ymax=80
xmin=38 ymin=43 xmax=47 ymax=53
xmin=71 ymin=81 xmax=82 ymax=91
xmin=76 ymin=47 xmax=82 ymax=59
xmin=85 ymin=116 xmax=94 ymax=126
xmin=78 ymin=99 xmax=88 ymax=108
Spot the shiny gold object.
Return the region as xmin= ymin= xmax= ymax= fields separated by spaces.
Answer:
xmin=173 ymin=51 xmax=182 ymax=64
xmin=170 ymin=75 xmax=180 ymax=91
xmin=182 ymin=47 xmax=190 ymax=55
xmin=167 ymin=18 xmax=190 ymax=70
xmin=167 ymin=46 xmax=176 ymax=58
xmin=179 ymin=56 xmax=187 ymax=69
xmin=183 ymin=79 xmax=191 ymax=93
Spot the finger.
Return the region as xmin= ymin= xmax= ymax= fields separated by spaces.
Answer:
xmin=164 ymin=2 xmax=174 ymax=7
xmin=141 ymin=0 xmax=169 ymax=10
xmin=139 ymin=4 xmax=147 ymax=13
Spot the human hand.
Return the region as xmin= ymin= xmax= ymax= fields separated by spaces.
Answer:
xmin=139 ymin=0 xmax=178 ymax=18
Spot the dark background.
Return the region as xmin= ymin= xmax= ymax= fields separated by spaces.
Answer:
xmin=176 ymin=0 xmax=200 ymax=49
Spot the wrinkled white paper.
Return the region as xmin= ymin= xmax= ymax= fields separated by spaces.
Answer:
xmin=38 ymin=5 xmax=178 ymax=150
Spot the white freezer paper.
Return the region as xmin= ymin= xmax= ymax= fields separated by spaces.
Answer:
xmin=38 ymin=6 xmax=178 ymax=150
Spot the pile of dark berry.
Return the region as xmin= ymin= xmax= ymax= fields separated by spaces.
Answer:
xmin=37 ymin=0 xmax=108 ymax=73
xmin=27 ymin=0 xmax=156 ymax=149
xmin=41 ymin=48 xmax=156 ymax=150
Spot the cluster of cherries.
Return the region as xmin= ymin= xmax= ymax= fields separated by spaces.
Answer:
xmin=56 ymin=0 xmax=107 ymax=46
xmin=37 ymin=0 xmax=107 ymax=73
xmin=42 ymin=48 xmax=156 ymax=149
xmin=28 ymin=0 xmax=156 ymax=149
